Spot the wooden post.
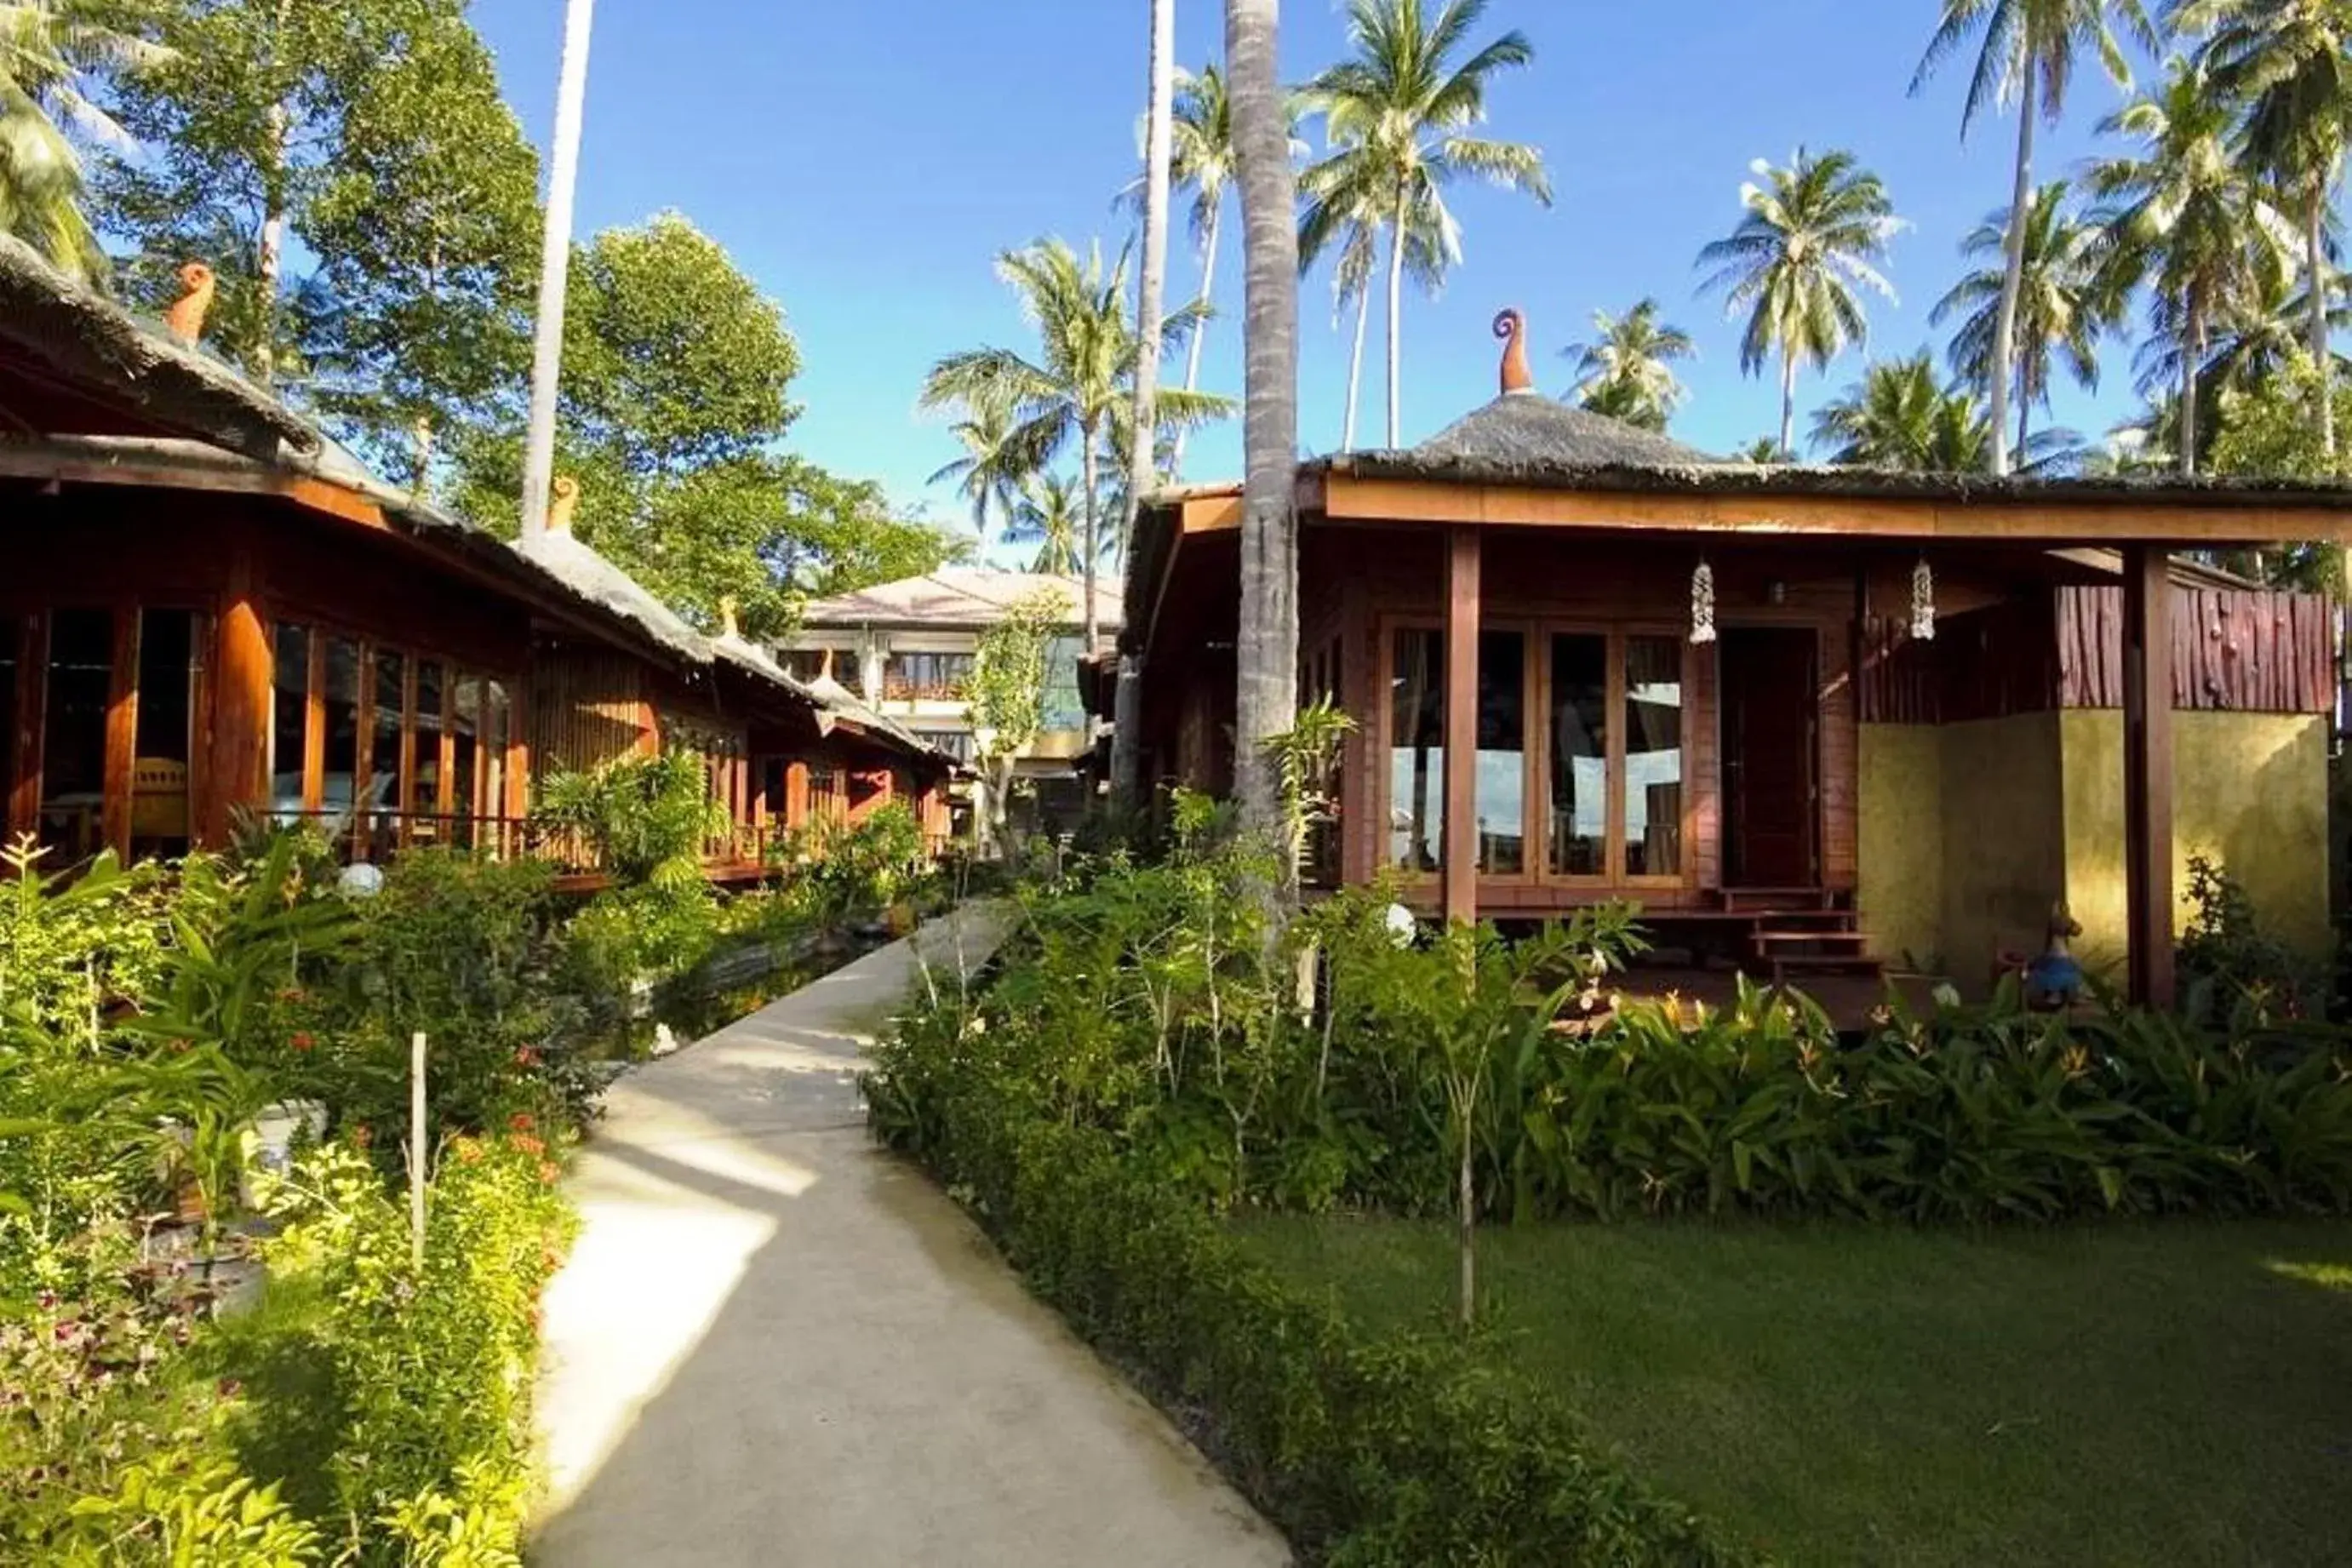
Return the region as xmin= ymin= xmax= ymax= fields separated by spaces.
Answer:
xmin=2122 ymin=545 xmax=2176 ymax=1009
xmin=409 ymin=1030 xmax=427 ymax=1270
xmin=1442 ymin=526 xmax=1480 ymax=925
xmin=8 ymin=612 xmax=47 ymax=842
xmin=204 ymin=553 xmax=272 ymax=847
xmin=101 ymin=608 xmax=140 ymax=861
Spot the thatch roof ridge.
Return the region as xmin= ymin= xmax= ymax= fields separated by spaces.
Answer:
xmin=1405 ymin=390 xmax=1723 ymax=471
xmin=0 ymin=235 xmax=317 ymax=459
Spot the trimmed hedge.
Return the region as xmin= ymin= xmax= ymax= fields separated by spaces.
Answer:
xmin=886 ymin=1068 xmax=1752 ymax=1565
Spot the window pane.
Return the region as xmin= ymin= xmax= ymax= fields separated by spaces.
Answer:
xmin=37 ymin=609 xmax=112 ymax=861
xmin=1548 ymin=633 xmax=1608 ymax=877
xmin=450 ymin=676 xmax=478 ymax=847
xmin=271 ymin=623 xmax=310 ymax=815
xmin=415 ymin=661 xmax=444 ymax=827
xmin=1623 ymin=637 xmax=1684 ymax=877
xmin=131 ymin=609 xmax=195 ymax=856
xmin=1388 ymin=628 xmax=1444 ymax=873
xmin=369 ymin=647 xmax=402 ymax=845
xmin=483 ymin=679 xmax=510 ymax=850
xmin=1475 ymin=629 xmax=1525 ymax=874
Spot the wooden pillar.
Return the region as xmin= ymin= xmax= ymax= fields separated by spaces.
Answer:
xmin=8 ymin=612 xmax=47 ymax=843
xmin=101 ymin=608 xmax=140 ymax=861
xmin=1442 ymin=525 xmax=1480 ymax=925
xmin=204 ymin=554 xmax=272 ymax=847
xmin=785 ymin=759 xmax=810 ymax=834
xmin=2122 ymin=544 xmax=2176 ymax=1009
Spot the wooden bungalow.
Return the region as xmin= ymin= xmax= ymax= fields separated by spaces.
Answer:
xmin=1124 ymin=312 xmax=2349 ymax=1006
xmin=0 ymin=235 xmax=952 ymax=885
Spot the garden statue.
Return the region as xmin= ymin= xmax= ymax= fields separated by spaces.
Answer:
xmin=2025 ymin=903 xmax=2084 ymax=1010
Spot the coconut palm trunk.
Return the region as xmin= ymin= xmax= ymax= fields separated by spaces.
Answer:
xmin=1778 ymin=345 xmax=1798 ymax=458
xmin=1384 ymin=186 xmax=1408 ymax=446
xmin=1343 ymin=278 xmax=1371 ymax=449
xmin=2309 ymin=179 xmax=2335 ymax=458
xmin=1227 ymin=0 xmax=1300 ymax=847
xmin=1170 ymin=205 xmax=1221 ymax=474
xmin=1989 ymin=59 xmax=2037 ymax=477
xmin=2181 ymin=293 xmax=2208 ymax=478
xmin=1081 ymin=426 xmax=1102 ymax=645
xmin=1113 ymin=0 xmax=1175 ymax=804
xmin=520 ymin=0 xmax=598 ymax=539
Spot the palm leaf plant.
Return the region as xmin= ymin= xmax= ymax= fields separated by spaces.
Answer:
xmin=0 ymin=0 xmax=167 ymax=280
xmin=1303 ymin=171 xmax=1446 ymax=450
xmin=925 ymin=395 xmax=1028 ymax=548
xmin=1300 ymin=0 xmax=1549 ymax=447
xmin=1004 ymin=471 xmax=1091 ymax=576
xmin=1561 ymin=298 xmax=1696 ymax=432
xmin=1912 ymin=0 xmax=2158 ymax=474
xmin=1697 ymin=147 xmax=1904 ymax=459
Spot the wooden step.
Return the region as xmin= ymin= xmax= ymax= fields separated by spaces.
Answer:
xmin=1720 ymin=886 xmax=1846 ymax=913
xmin=1752 ymin=929 xmax=1873 ymax=949
xmin=1770 ymin=953 xmax=1886 ymax=982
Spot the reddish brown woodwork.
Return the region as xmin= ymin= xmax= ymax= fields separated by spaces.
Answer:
xmin=351 ymin=638 xmax=373 ymax=820
xmin=2062 ymin=584 xmax=2333 ymax=714
xmin=2122 ymin=547 xmax=2176 ymax=1009
xmin=436 ymin=675 xmax=456 ymax=819
xmin=1442 ymin=527 xmax=1480 ymax=924
xmin=100 ymin=608 xmax=140 ymax=860
xmin=1720 ymin=627 xmax=1820 ymax=888
xmin=187 ymin=611 xmax=214 ymax=841
xmin=9 ymin=613 xmax=49 ymax=839
xmin=303 ymin=628 xmax=327 ymax=812
xmin=785 ymin=761 xmax=810 ymax=833
xmin=205 ymin=559 xmax=272 ymax=845
xmin=397 ymin=657 xmax=418 ymax=844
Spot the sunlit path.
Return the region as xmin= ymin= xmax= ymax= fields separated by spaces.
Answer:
xmin=531 ymin=905 xmax=1289 ymax=1566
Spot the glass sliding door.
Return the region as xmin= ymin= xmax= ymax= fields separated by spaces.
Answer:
xmin=1474 ymin=629 xmax=1526 ymax=874
xmin=1548 ymin=632 xmax=1608 ymax=878
xmin=1622 ymin=636 xmax=1685 ymax=878
xmin=130 ymin=609 xmax=196 ymax=858
xmin=1388 ymin=627 xmax=1445 ymax=873
xmin=37 ymin=609 xmax=112 ymax=862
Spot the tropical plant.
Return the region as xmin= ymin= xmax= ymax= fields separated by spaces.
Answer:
xmin=919 ymin=237 xmax=1228 ymax=645
xmin=1912 ymin=0 xmax=2158 ymax=474
xmin=2088 ymin=55 xmax=2299 ymax=472
xmin=1933 ymin=180 xmax=2111 ymax=455
xmin=1697 ymin=147 xmax=1903 ymax=458
xmin=968 ymin=587 xmax=1070 ymax=857
xmin=1731 ymin=435 xmax=1789 ymax=462
xmin=1307 ymin=175 xmax=1445 ymax=449
xmin=1228 ymin=0 xmax=1302 ymax=856
xmin=1562 ymin=298 xmax=1696 ymax=431
xmin=533 ymin=753 xmax=724 ymax=890
xmin=926 ymin=395 xmax=1027 ymax=547
xmin=2172 ymin=0 xmax=2352 ymax=455
xmin=0 ymin=0 xmax=164 ymax=279
xmin=1004 ymin=471 xmax=1090 ymax=575
xmin=1809 ymin=352 xmax=2082 ymax=471
xmin=1300 ymin=0 xmax=1549 ymax=447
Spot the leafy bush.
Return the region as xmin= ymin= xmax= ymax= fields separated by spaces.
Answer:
xmin=2177 ymin=854 xmax=2329 ymax=1024
xmin=784 ymin=800 xmax=932 ymax=926
xmin=534 ymin=753 xmax=724 ymax=889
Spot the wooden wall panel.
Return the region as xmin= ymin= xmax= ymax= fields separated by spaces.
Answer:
xmin=100 ymin=609 xmax=138 ymax=860
xmin=529 ymin=650 xmax=655 ymax=777
xmin=204 ymin=548 xmax=272 ymax=844
xmin=2062 ymin=585 xmax=2332 ymax=714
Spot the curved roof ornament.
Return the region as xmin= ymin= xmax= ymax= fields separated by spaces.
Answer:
xmin=1494 ymin=307 xmax=1534 ymax=397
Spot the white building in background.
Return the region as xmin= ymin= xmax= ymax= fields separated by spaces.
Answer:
xmin=776 ymin=569 xmax=1119 ymax=835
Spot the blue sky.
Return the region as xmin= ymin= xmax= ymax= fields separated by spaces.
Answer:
xmin=467 ymin=0 xmax=2166 ymax=539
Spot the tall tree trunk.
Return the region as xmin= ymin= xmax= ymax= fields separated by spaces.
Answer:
xmin=1170 ymin=203 xmax=1222 ymax=476
xmin=1113 ymin=0 xmax=1175 ymax=806
xmin=2181 ymin=295 xmax=2206 ymax=478
xmin=254 ymin=0 xmax=293 ymax=385
xmin=1777 ymin=345 xmax=1796 ymax=458
xmin=2016 ymin=377 xmax=2031 ymax=471
xmin=2310 ymin=177 xmax=2335 ymax=460
xmin=1342 ymin=276 xmax=1371 ymax=449
xmin=1227 ymin=0 xmax=1300 ymax=850
xmin=411 ymin=416 xmax=434 ymax=493
xmin=520 ymin=0 xmax=598 ymax=539
xmin=1989 ymin=62 xmax=2036 ymax=477
xmin=1081 ymin=426 xmax=1102 ymax=647
xmin=1384 ymin=189 xmax=1407 ymax=447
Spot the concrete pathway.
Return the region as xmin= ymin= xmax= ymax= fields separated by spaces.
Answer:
xmin=530 ymin=907 xmax=1290 ymax=1567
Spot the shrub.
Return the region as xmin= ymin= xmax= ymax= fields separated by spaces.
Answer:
xmin=2177 ymin=854 xmax=2328 ymax=1023
xmin=534 ymin=753 xmax=724 ymax=889
xmin=784 ymin=800 xmax=931 ymax=926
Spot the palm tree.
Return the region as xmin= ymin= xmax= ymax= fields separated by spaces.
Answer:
xmin=1004 ymin=472 xmax=1091 ymax=575
xmin=521 ymin=0 xmax=598 ymax=538
xmin=1812 ymin=351 xmax=2078 ymax=470
xmin=921 ymin=237 xmax=1227 ymax=644
xmin=0 ymin=0 xmax=165 ymax=280
xmin=1301 ymin=0 xmax=1549 ymax=447
xmin=1310 ymin=176 xmax=1446 ymax=449
xmin=1931 ymin=180 xmax=2109 ymax=455
xmin=1562 ymin=299 xmax=1696 ymax=432
xmin=1731 ymin=435 xmax=1789 ymax=461
xmin=926 ymin=396 xmax=1027 ymax=546
xmin=1912 ymin=0 xmax=2157 ymax=475
xmin=1227 ymin=0 xmax=1301 ymax=849
xmin=2088 ymin=56 xmax=2298 ymax=472
xmin=1697 ymin=148 xmax=1903 ymax=460
xmin=2173 ymin=0 xmax=2352 ymax=455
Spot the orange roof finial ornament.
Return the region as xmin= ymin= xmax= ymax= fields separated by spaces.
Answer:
xmin=163 ymin=261 xmax=215 ymax=346
xmin=1494 ymin=307 xmax=1533 ymax=396
xmin=718 ymin=595 xmax=741 ymax=639
xmin=547 ymin=474 xmax=580 ymax=536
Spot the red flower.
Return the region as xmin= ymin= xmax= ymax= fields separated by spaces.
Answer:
xmin=507 ymin=1112 xmax=535 ymax=1134
xmin=512 ymin=1133 xmax=546 ymax=1159
xmin=290 ymin=1032 xmax=316 ymax=1052
xmin=277 ymin=987 xmax=306 ymax=1004
xmin=537 ymin=1160 xmax=561 ymax=1186
xmin=513 ymin=1046 xmax=541 ymax=1068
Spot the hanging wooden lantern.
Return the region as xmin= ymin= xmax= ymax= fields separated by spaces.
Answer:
xmin=1910 ymin=557 xmax=1937 ymax=642
xmin=1690 ymin=559 xmax=1717 ymax=644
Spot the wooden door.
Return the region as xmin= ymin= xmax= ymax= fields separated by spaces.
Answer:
xmin=1720 ymin=627 xmax=1819 ymax=888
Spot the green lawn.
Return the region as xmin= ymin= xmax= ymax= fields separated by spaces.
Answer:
xmin=1237 ymin=1214 xmax=2352 ymax=1567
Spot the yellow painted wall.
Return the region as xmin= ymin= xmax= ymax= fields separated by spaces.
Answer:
xmin=1857 ymin=725 xmax=1943 ymax=970
xmin=2059 ymin=710 xmax=2332 ymax=972
xmin=1937 ymin=712 xmax=2069 ymax=987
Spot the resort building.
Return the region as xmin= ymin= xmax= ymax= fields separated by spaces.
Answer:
xmin=779 ymin=568 xmax=1116 ymax=834
xmin=1122 ymin=311 xmax=2348 ymax=1007
xmin=0 ymin=235 xmax=953 ymax=885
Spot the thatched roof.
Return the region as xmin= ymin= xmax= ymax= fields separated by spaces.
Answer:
xmin=0 ymin=235 xmax=316 ymax=459
xmin=514 ymin=529 xmax=712 ymax=666
xmin=1406 ymin=389 xmax=1722 ymax=472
